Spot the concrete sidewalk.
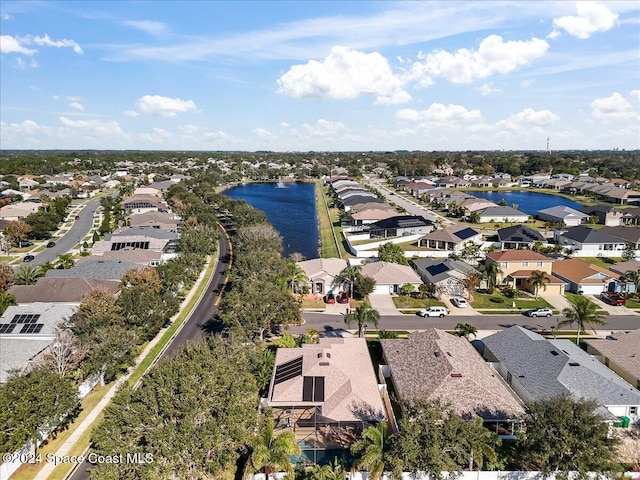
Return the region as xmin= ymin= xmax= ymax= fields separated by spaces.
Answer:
xmin=33 ymin=254 xmax=215 ymax=480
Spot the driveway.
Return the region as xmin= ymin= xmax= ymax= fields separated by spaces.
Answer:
xmin=440 ymin=294 xmax=480 ymax=316
xmin=368 ymin=293 xmax=401 ymax=315
xmin=540 ymin=293 xmax=574 ymax=312
xmin=588 ymin=294 xmax=637 ymax=316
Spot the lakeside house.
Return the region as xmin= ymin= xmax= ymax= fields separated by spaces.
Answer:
xmin=537 ymin=205 xmax=590 ymax=227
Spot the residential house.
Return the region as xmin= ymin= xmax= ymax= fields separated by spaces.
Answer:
xmin=459 ymin=197 xmax=497 ymax=213
xmin=609 ymin=260 xmax=640 ymax=276
xmin=552 ymin=258 xmax=617 ymax=295
xmin=555 ymin=225 xmax=627 ymax=255
xmin=585 ymin=330 xmax=640 ymax=391
xmin=297 ymin=258 xmax=348 ymax=296
xmin=600 ymin=225 xmax=640 ymax=250
xmin=418 ymin=225 xmax=482 ymax=252
xmin=92 ymin=227 xmax=179 ymax=262
xmin=9 ymin=277 xmax=120 ymax=304
xmin=127 ymin=210 xmax=181 ymax=232
xmin=133 ymin=185 xmax=162 ymax=196
xmin=368 ymin=215 xmax=433 ymax=239
xmin=606 ymin=187 xmax=640 ymax=205
xmin=621 ymin=207 xmax=640 ymax=226
xmin=18 ymin=177 xmax=39 ymax=190
xmin=497 ymin=225 xmax=545 ymax=250
xmin=98 ymin=249 xmax=163 ymax=267
xmin=0 ymin=303 xmax=76 ymax=383
xmin=537 ymin=205 xmax=590 ymax=227
xmin=481 ymin=326 xmax=640 ymax=421
xmin=485 ymin=250 xmax=564 ymax=294
xmin=122 ymin=194 xmax=168 ymax=215
xmin=476 ymin=206 xmax=529 ymax=223
xmin=267 ymin=337 xmax=388 ymax=462
xmin=411 ymin=258 xmax=477 ymax=297
xmin=0 ymin=202 xmax=39 ymax=221
xmin=361 ymin=261 xmax=423 ymax=294
xmin=580 ymin=205 xmax=624 ymax=226
xmin=381 ymin=330 xmax=524 ymax=436
xmin=45 ymin=258 xmax=141 ymax=281
xmin=341 ymin=195 xmax=385 ymax=212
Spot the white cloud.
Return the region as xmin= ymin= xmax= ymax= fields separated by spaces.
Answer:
xmin=0 ymin=35 xmax=36 ymax=55
xmin=591 ymin=92 xmax=637 ymax=119
xmin=252 ymin=128 xmax=275 ymax=140
xmin=30 ymin=34 xmax=83 ymax=54
xmin=416 ymin=35 xmax=549 ymax=84
xmin=479 ymin=83 xmax=501 ymax=96
xmin=497 ymin=108 xmax=560 ymax=130
xmin=123 ymin=20 xmax=168 ymax=36
xmin=630 ymin=90 xmax=640 ymax=104
xmin=520 ymin=79 xmax=533 ymax=88
xmin=1 ymin=13 xmax=12 ymax=20
xmin=69 ymin=102 xmax=84 ymax=111
xmin=124 ymin=110 xmax=139 ymax=117
xmin=396 ymin=103 xmax=482 ymax=122
xmin=374 ymin=90 xmax=412 ymax=105
xmin=277 ymin=46 xmax=408 ymax=103
xmin=303 ymin=119 xmax=346 ymax=136
xmin=552 ymin=2 xmax=618 ymax=39
xmin=58 ymin=117 xmax=123 ymax=137
xmin=135 ymin=95 xmax=197 ymax=117
xmin=203 ymin=130 xmax=234 ymax=142
xmin=15 ymin=57 xmax=37 ymax=69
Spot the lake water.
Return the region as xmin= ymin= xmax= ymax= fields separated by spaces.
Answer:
xmin=469 ymin=190 xmax=585 ymax=216
xmin=225 ymin=182 xmax=320 ymax=259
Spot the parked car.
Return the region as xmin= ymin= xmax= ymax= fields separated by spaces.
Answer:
xmin=46 ymin=241 xmax=56 ymax=248
xmin=336 ymin=292 xmax=349 ymax=304
xmin=526 ymin=307 xmax=553 ymax=317
xmin=23 ymin=255 xmax=35 ymax=262
xmin=600 ymin=291 xmax=626 ymax=306
xmin=324 ymin=293 xmax=336 ymax=304
xmin=417 ymin=306 xmax=449 ymax=318
xmin=19 ymin=241 xmax=33 ymax=247
xmin=451 ymin=297 xmax=468 ymax=308
xmin=75 ymin=215 xmax=80 ymax=220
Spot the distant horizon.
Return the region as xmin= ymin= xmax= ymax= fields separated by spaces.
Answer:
xmin=1 ymin=1 xmax=639 ymax=150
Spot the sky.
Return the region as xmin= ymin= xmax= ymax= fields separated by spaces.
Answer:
xmin=1 ymin=1 xmax=639 ymax=152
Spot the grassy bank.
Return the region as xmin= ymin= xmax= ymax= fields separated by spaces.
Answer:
xmin=315 ymin=181 xmax=340 ymax=258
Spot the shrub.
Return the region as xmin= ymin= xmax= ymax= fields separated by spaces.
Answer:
xmin=503 ymin=287 xmax=516 ymax=298
xmin=489 ymin=296 xmax=504 ymax=304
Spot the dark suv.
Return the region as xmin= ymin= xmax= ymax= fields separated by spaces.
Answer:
xmin=23 ymin=255 xmax=35 ymax=262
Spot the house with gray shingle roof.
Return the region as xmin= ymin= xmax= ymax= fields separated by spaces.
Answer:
xmin=45 ymin=258 xmax=141 ymax=281
xmin=537 ymin=205 xmax=590 ymax=227
xmin=476 ymin=206 xmax=529 ymax=223
xmin=411 ymin=258 xmax=476 ymax=297
xmin=0 ymin=303 xmax=76 ymax=383
xmin=9 ymin=277 xmax=120 ymax=304
xmin=555 ymin=225 xmax=627 ymax=255
xmin=585 ymin=330 xmax=640 ymax=393
xmin=497 ymin=225 xmax=546 ymax=249
xmin=381 ymin=330 xmax=525 ymax=436
xmin=480 ymin=326 xmax=640 ymax=421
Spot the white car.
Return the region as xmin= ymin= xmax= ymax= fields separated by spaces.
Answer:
xmin=451 ymin=297 xmax=468 ymax=308
xmin=526 ymin=308 xmax=553 ymax=317
xmin=417 ymin=306 xmax=449 ymax=318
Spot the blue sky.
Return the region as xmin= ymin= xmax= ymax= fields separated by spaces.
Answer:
xmin=1 ymin=1 xmax=638 ymax=151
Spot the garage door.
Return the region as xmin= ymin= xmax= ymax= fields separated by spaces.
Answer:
xmin=578 ymin=284 xmax=606 ymax=295
xmin=372 ymin=284 xmax=391 ymax=294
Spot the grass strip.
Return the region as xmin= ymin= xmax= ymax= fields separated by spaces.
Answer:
xmin=315 ymin=181 xmax=340 ymax=258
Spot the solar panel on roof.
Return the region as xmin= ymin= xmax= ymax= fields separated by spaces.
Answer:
xmin=11 ymin=314 xmax=41 ymax=324
xmin=426 ymin=263 xmax=450 ymax=276
xmin=274 ymin=356 xmax=303 ymax=385
xmin=302 ymin=376 xmax=314 ymax=402
xmin=19 ymin=323 xmax=44 ymax=334
xmin=398 ymin=219 xmax=426 ymax=228
xmin=455 ymin=227 xmax=478 ymax=240
xmin=0 ymin=324 xmax=16 ymax=334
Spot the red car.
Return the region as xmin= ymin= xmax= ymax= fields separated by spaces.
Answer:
xmin=324 ymin=293 xmax=336 ymax=304
xmin=336 ymin=292 xmax=349 ymax=304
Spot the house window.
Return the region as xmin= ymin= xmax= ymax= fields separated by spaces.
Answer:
xmin=630 ymin=407 xmax=638 ymax=416
xmin=501 ymin=262 xmax=507 ymax=268
xmin=536 ymin=262 xmax=543 ymax=267
xmin=522 ymin=262 xmax=529 ymax=267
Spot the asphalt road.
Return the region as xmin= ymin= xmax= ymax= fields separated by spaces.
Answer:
xmin=287 ymin=311 xmax=640 ymax=336
xmin=23 ymin=199 xmax=100 ymax=268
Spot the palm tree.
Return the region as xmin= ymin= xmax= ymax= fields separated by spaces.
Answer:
xmin=462 ymin=270 xmax=482 ymax=299
xmin=14 ymin=265 xmax=42 ymax=285
xmin=306 ymin=459 xmax=346 ymax=480
xmin=250 ymin=416 xmax=300 ymax=479
xmin=351 ymin=421 xmax=388 ymax=480
xmin=454 ymin=323 xmax=478 ymax=340
xmin=418 ymin=283 xmax=431 ymax=299
xmin=558 ymin=296 xmax=607 ymax=345
xmin=55 ymin=253 xmax=76 ymax=270
xmin=622 ymin=269 xmax=640 ymax=297
xmin=344 ymin=305 xmax=380 ymax=338
xmin=528 ymin=270 xmax=551 ymax=299
xmin=39 ymin=193 xmax=51 ymax=213
xmin=285 ymin=261 xmax=308 ymax=295
xmin=480 ymin=262 xmax=502 ymax=291
xmin=333 ymin=265 xmax=362 ymax=301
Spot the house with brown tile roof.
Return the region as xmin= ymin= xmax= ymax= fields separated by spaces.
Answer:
xmin=127 ymin=210 xmax=180 ymax=232
xmin=9 ymin=277 xmax=120 ymax=304
xmin=267 ymin=337 xmax=388 ymax=456
xmin=552 ymin=258 xmax=617 ymax=295
xmin=381 ymin=329 xmax=524 ymax=436
xmin=360 ymin=261 xmax=423 ymax=294
xmin=585 ymin=330 xmax=640 ymax=392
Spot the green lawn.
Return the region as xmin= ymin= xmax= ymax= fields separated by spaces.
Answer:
xmin=564 ymin=292 xmax=608 ymax=314
xmin=315 ymin=181 xmax=340 ymax=258
xmin=471 ymin=291 xmax=556 ymax=311
xmin=392 ymin=296 xmax=446 ymax=308
xmin=577 ymin=256 xmax=622 ymax=269
xmin=624 ymin=298 xmax=640 ymax=309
